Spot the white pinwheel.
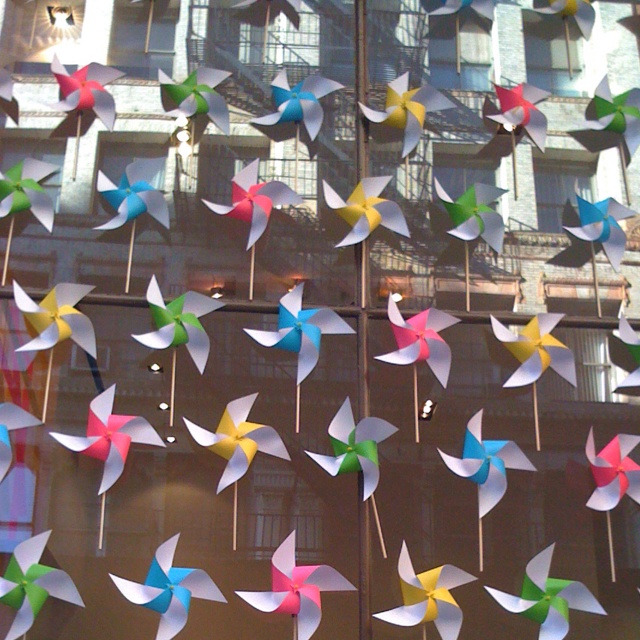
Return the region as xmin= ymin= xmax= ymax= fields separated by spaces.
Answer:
xmin=373 ymin=541 xmax=476 ymax=640
xmin=0 ymin=403 xmax=41 ymax=486
xmin=0 ymin=531 xmax=84 ymax=640
xmin=110 ymin=533 xmax=227 ymax=640
xmin=236 ymin=530 xmax=356 ymax=640
xmin=614 ymin=314 xmax=640 ymax=389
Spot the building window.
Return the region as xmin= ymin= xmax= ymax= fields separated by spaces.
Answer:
xmin=433 ymin=145 xmax=498 ymax=194
xmin=109 ymin=0 xmax=178 ymax=79
xmin=428 ymin=14 xmax=492 ymax=91
xmin=523 ymin=11 xmax=585 ymax=98
xmin=533 ymin=155 xmax=596 ymax=233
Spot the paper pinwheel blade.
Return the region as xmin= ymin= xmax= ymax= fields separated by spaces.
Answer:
xmin=0 ymin=403 xmax=42 ymax=486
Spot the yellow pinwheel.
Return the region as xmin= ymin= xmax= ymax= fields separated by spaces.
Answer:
xmin=359 ymin=73 xmax=454 ymax=157
xmin=374 ymin=541 xmax=476 ymax=640
xmin=323 ymin=176 xmax=409 ymax=247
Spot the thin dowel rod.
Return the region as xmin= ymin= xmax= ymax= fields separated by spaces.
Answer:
xmin=294 ymin=124 xmax=299 ymax=194
xmin=98 ymin=492 xmax=106 ymax=550
xmin=42 ymin=348 xmax=54 ymax=423
xmin=620 ymin=142 xmax=631 ymax=205
xmin=125 ymin=219 xmax=137 ymax=294
xmin=464 ymin=242 xmax=470 ymax=313
xmin=263 ymin=1 xmax=271 ymax=65
xmin=292 ymin=615 xmax=298 ymax=640
xmin=564 ymin=17 xmax=573 ymax=79
xmin=2 ymin=215 xmax=15 ymax=287
xmin=29 ymin=0 xmax=38 ymax=48
xmin=455 ymin=14 xmax=461 ymax=75
xmin=144 ymin=0 xmax=154 ymax=54
xmin=422 ymin=624 xmax=427 ymax=640
xmin=479 ymin=515 xmax=484 ymax=572
xmin=511 ymin=128 xmax=518 ymax=200
xmin=295 ymin=383 xmax=301 ymax=434
xmin=606 ymin=510 xmax=616 ymax=582
xmin=249 ymin=244 xmax=256 ymax=301
xmin=413 ymin=364 xmax=420 ymax=444
xmin=72 ymin=112 xmax=82 ymax=181
xmin=233 ymin=482 xmax=238 ymax=551
xmin=370 ymin=492 xmax=387 ymax=559
xmin=169 ymin=348 xmax=177 ymax=427
xmin=405 ymin=155 xmax=410 ymax=199
xmin=533 ymin=381 xmax=540 ymax=451
xmin=591 ymin=243 xmax=602 ymax=318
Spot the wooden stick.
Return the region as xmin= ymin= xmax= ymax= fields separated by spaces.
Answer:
xmin=422 ymin=624 xmax=427 ymax=640
xmin=606 ymin=510 xmax=616 ymax=582
xmin=169 ymin=348 xmax=177 ymax=428
xmin=42 ymin=348 xmax=54 ymax=423
xmin=295 ymin=383 xmax=301 ymax=434
xmin=98 ymin=491 xmax=106 ymax=550
xmin=360 ymin=239 xmax=368 ymax=309
xmin=511 ymin=127 xmax=518 ymax=200
xmin=263 ymin=0 xmax=271 ymax=65
xmin=249 ymin=244 xmax=256 ymax=301
xmin=563 ymin=17 xmax=573 ymax=79
xmin=294 ymin=124 xmax=300 ymax=194
xmin=464 ymin=242 xmax=470 ymax=312
xmin=72 ymin=112 xmax=82 ymax=181
xmin=370 ymin=492 xmax=387 ymax=559
xmin=591 ymin=242 xmax=602 ymax=318
xmin=29 ymin=0 xmax=38 ymax=49
xmin=2 ymin=215 xmax=15 ymax=287
xmin=413 ymin=363 xmax=420 ymax=444
xmin=292 ymin=615 xmax=298 ymax=640
xmin=405 ymin=155 xmax=410 ymax=199
xmin=233 ymin=481 xmax=238 ymax=551
xmin=479 ymin=515 xmax=484 ymax=572
xmin=620 ymin=142 xmax=631 ymax=205
xmin=144 ymin=0 xmax=155 ymax=54
xmin=455 ymin=13 xmax=461 ymax=75
xmin=533 ymin=381 xmax=540 ymax=452
xmin=124 ymin=219 xmax=137 ymax=294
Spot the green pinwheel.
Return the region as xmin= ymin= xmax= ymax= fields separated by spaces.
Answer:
xmin=0 ymin=531 xmax=84 ymax=640
xmin=485 ymin=544 xmax=606 ymax=640
xmin=305 ymin=397 xmax=397 ymax=501
xmin=159 ymin=67 xmax=231 ymax=134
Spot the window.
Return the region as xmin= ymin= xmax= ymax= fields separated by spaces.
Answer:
xmin=534 ymin=154 xmax=596 ymax=233
xmin=523 ymin=11 xmax=586 ymax=97
xmin=429 ymin=13 xmax=492 ymax=91
xmin=109 ymin=0 xmax=178 ymax=79
xmin=433 ymin=145 xmax=499 ymax=194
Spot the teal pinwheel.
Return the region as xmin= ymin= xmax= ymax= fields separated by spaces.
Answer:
xmin=110 ymin=533 xmax=226 ymax=640
xmin=485 ymin=543 xmax=606 ymax=640
xmin=305 ymin=397 xmax=398 ymax=501
xmin=159 ymin=67 xmax=231 ymax=134
xmin=0 ymin=531 xmax=84 ymax=640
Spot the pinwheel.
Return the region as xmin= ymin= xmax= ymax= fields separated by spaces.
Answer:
xmin=244 ymin=282 xmax=354 ymax=433
xmin=358 ymin=73 xmax=455 ymax=160
xmin=132 ymin=275 xmax=224 ymax=427
xmin=580 ymin=76 xmax=640 ymax=204
xmin=0 ymin=158 xmax=59 ymax=286
xmin=483 ymin=83 xmax=550 ymax=198
xmin=304 ymin=397 xmax=397 ymax=557
xmin=236 ymin=530 xmax=356 ymax=640
xmin=429 ymin=0 xmax=495 ymax=74
xmin=0 ymin=68 xmax=18 ymax=124
xmin=614 ymin=314 xmax=640 ymax=390
xmin=159 ymin=67 xmax=231 ymax=135
xmin=491 ymin=314 xmax=576 ymax=450
xmin=93 ymin=158 xmax=169 ymax=293
xmin=585 ymin=426 xmax=640 ymax=582
xmin=438 ymin=409 xmax=536 ymax=571
xmin=251 ymin=70 xmax=343 ymax=190
xmin=0 ymin=530 xmax=84 ymax=640
xmin=50 ymin=55 xmax=125 ymax=180
xmin=485 ymin=543 xmax=606 ymax=639
xmin=13 ymin=280 xmax=96 ymax=422
xmin=110 ymin=533 xmax=227 ymax=640
xmin=233 ymin=0 xmax=302 ymax=63
xmin=434 ymin=179 xmax=507 ymax=311
xmin=373 ymin=541 xmax=476 ymax=640
xmin=202 ymin=158 xmax=302 ymax=300
xmin=322 ymin=176 xmax=410 ymax=252
xmin=375 ymin=295 xmax=459 ymax=442
xmin=564 ymin=194 xmax=635 ymax=316
xmin=0 ymin=403 xmax=41 ymax=487
xmin=184 ymin=392 xmax=289 ymax=550
xmin=49 ymin=384 xmax=165 ymax=549
xmin=534 ymin=0 xmax=595 ymax=77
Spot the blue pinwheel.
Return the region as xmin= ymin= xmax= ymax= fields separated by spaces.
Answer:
xmin=564 ymin=194 xmax=635 ymax=272
xmin=110 ymin=534 xmax=226 ymax=640
xmin=251 ymin=70 xmax=343 ymax=141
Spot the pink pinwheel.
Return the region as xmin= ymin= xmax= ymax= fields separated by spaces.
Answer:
xmin=375 ymin=295 xmax=459 ymax=442
xmin=49 ymin=384 xmax=165 ymax=548
xmin=236 ymin=530 xmax=356 ymax=640
xmin=585 ymin=427 xmax=640 ymax=581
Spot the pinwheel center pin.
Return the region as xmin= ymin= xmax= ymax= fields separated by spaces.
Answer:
xmin=347 ymin=446 xmax=353 ymax=452
xmin=295 ymin=321 xmax=303 ymax=330
xmin=618 ymin=465 xmax=625 ymax=472
xmin=21 ymin=580 xmax=27 ymax=586
xmin=291 ymin=93 xmax=298 ymax=99
xmin=545 ymin=595 xmax=552 ymax=601
xmin=14 ymin=181 xmax=22 ymax=191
